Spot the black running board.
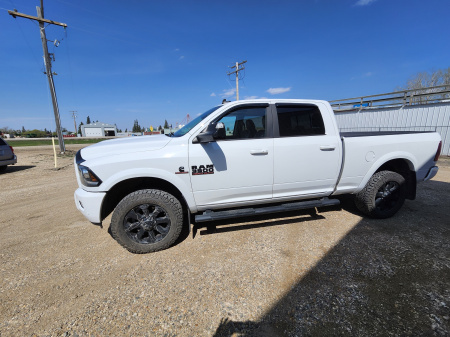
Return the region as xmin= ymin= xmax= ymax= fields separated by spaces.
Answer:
xmin=194 ymin=197 xmax=340 ymax=223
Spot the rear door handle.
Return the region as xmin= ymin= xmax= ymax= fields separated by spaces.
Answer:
xmin=250 ymin=149 xmax=268 ymax=155
xmin=320 ymin=146 xmax=336 ymax=151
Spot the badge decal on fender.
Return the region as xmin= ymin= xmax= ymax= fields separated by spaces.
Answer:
xmin=192 ymin=164 xmax=214 ymax=175
xmin=175 ymin=166 xmax=189 ymax=174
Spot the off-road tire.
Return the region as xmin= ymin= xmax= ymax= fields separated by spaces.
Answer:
xmin=110 ymin=189 xmax=183 ymax=254
xmin=355 ymin=170 xmax=406 ymax=219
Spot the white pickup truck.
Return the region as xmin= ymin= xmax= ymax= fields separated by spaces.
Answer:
xmin=74 ymin=99 xmax=442 ymax=253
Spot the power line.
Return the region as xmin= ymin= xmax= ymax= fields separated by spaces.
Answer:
xmin=9 ymin=13 xmax=43 ymax=71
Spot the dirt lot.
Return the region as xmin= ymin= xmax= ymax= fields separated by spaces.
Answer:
xmin=1 ymin=146 xmax=449 ymax=336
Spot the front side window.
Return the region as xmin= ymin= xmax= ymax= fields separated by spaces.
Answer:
xmin=277 ymin=104 xmax=325 ymax=137
xmin=216 ymin=107 xmax=266 ymax=140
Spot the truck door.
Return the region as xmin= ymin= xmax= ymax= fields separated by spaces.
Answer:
xmin=189 ymin=104 xmax=274 ymax=208
xmin=273 ymin=103 xmax=341 ymax=199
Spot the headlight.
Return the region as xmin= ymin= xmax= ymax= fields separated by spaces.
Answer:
xmin=78 ymin=165 xmax=102 ymax=187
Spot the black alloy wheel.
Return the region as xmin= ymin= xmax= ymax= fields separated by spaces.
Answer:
xmin=355 ymin=170 xmax=406 ymax=219
xmin=123 ymin=204 xmax=171 ymax=244
xmin=374 ymin=181 xmax=401 ymax=213
xmin=111 ymin=189 xmax=183 ymax=253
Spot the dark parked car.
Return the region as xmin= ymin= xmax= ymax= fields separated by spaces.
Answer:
xmin=0 ymin=137 xmax=17 ymax=172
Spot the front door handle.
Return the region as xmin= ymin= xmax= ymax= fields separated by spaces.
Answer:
xmin=320 ymin=146 xmax=336 ymax=151
xmin=250 ymin=149 xmax=268 ymax=155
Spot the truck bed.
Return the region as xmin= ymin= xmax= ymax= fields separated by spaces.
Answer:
xmin=334 ymin=131 xmax=441 ymax=196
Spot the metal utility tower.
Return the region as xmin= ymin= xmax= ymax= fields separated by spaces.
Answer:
xmin=8 ymin=1 xmax=68 ymax=153
xmin=227 ymin=60 xmax=247 ymax=101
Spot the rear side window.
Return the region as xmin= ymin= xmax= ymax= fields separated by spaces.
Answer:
xmin=276 ymin=104 xmax=325 ymax=137
xmin=0 ymin=138 xmax=6 ymax=146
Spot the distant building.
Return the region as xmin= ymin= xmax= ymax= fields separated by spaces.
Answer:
xmin=81 ymin=122 xmax=117 ymax=137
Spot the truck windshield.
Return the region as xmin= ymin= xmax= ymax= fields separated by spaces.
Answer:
xmin=170 ymin=106 xmax=221 ymax=137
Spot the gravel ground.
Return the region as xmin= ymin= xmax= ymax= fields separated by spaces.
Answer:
xmin=0 ymin=145 xmax=449 ymax=336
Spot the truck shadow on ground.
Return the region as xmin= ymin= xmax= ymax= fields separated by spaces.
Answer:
xmin=212 ymin=180 xmax=450 ymax=336
xmin=0 ymin=165 xmax=35 ymax=174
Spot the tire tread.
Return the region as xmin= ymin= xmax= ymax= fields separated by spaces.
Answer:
xmin=355 ymin=170 xmax=406 ymax=219
xmin=110 ymin=189 xmax=183 ymax=254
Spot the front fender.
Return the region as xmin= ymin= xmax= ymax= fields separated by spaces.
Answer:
xmin=100 ymin=168 xmax=197 ymax=213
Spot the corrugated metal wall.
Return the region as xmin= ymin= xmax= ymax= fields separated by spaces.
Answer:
xmin=334 ymin=102 xmax=450 ymax=156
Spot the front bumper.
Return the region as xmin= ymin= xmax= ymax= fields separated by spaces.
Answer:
xmin=1 ymin=155 xmax=17 ymax=166
xmin=74 ymin=188 xmax=106 ymax=224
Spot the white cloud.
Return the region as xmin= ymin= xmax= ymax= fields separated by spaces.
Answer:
xmin=266 ymin=87 xmax=291 ymax=95
xmin=244 ymin=96 xmax=259 ymax=100
xmin=355 ymin=0 xmax=377 ymax=6
xmin=364 ymin=72 xmax=374 ymax=77
xmin=179 ymin=55 xmax=185 ymax=60
xmin=174 ymin=48 xmax=180 ymax=52
xmin=210 ymin=93 xmax=216 ymax=97
xmin=220 ymin=88 xmax=236 ymax=97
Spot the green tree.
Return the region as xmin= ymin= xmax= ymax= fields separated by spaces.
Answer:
xmin=132 ymin=119 xmax=141 ymax=133
xmin=86 ymin=116 xmax=91 ymax=124
xmin=78 ymin=122 xmax=84 ymax=135
xmin=164 ymin=120 xmax=169 ymax=129
xmin=23 ymin=129 xmax=47 ymax=138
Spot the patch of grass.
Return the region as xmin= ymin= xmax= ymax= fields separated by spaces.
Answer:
xmin=8 ymin=138 xmax=106 ymax=147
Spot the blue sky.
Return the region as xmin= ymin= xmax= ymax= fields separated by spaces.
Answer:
xmin=1 ymin=0 xmax=449 ymax=132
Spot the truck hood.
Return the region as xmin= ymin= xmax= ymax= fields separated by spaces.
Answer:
xmin=80 ymin=135 xmax=172 ymax=161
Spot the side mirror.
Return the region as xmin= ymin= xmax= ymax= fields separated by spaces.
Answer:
xmin=194 ymin=122 xmax=225 ymax=143
xmin=195 ymin=132 xmax=214 ymax=143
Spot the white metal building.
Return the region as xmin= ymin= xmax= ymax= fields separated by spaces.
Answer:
xmin=81 ymin=122 xmax=117 ymax=137
xmin=331 ymin=86 xmax=450 ymax=156
xmin=334 ymin=102 xmax=450 ymax=156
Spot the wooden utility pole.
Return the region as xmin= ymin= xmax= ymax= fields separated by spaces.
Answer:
xmin=227 ymin=60 xmax=247 ymax=101
xmin=8 ymin=1 xmax=67 ymax=153
xmin=70 ymin=111 xmax=78 ymax=134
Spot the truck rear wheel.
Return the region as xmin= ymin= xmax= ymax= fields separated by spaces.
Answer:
xmin=110 ymin=189 xmax=183 ymax=253
xmin=355 ymin=170 xmax=406 ymax=219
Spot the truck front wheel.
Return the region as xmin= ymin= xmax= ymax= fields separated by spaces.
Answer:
xmin=355 ymin=170 xmax=406 ymax=219
xmin=110 ymin=189 xmax=183 ymax=253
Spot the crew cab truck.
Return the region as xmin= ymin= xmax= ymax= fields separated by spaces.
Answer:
xmin=74 ymin=99 xmax=442 ymax=254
